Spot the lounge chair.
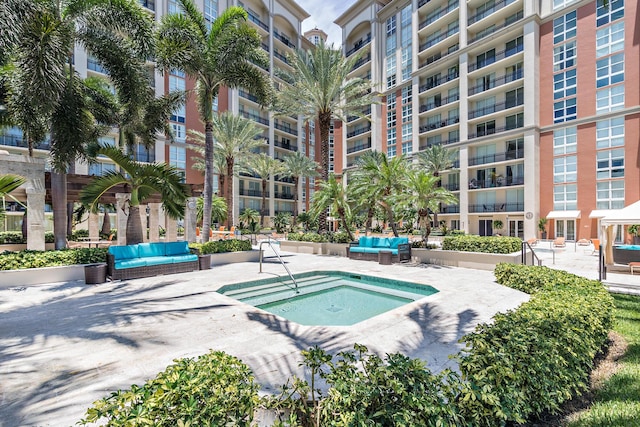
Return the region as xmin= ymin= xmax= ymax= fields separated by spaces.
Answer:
xmin=527 ymin=238 xmax=538 ymax=246
xmin=553 ymin=237 xmax=566 ymax=248
xmin=590 ymin=238 xmax=600 ymax=255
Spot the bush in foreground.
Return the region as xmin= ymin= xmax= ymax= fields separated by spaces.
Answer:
xmin=190 ymin=239 xmax=252 ymax=254
xmin=442 ymin=235 xmax=522 ymax=253
xmin=0 ymin=248 xmax=107 ymax=270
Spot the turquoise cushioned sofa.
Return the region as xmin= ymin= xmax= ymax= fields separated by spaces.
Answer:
xmin=107 ymin=241 xmax=198 ymax=280
xmin=348 ymin=236 xmax=411 ymax=262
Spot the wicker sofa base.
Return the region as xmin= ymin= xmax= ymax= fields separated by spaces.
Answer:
xmin=107 ymin=259 xmax=198 ymax=280
xmin=348 ymin=250 xmax=401 ymax=263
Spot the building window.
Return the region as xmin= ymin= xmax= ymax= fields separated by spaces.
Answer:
xmin=596 ymin=180 xmax=625 ymax=209
xmin=596 ymin=21 xmax=624 ymax=57
xmin=169 ymin=75 xmax=185 ymax=92
xmin=554 ymin=97 xmax=577 ymax=123
xmin=401 ymin=46 xmax=412 ymax=81
xmin=553 ymin=41 xmax=576 ymax=71
xmin=387 ymin=144 xmax=397 ymax=158
xmin=401 ymin=85 xmax=412 ymax=104
xmin=402 ymin=141 xmax=412 ymax=154
xmin=170 ymin=123 xmax=186 ymax=142
xmin=505 ymin=112 xmax=524 ymax=129
xmin=553 ymin=11 xmax=577 ymax=44
xmin=171 ymin=104 xmax=186 ymax=123
xmin=401 ymin=105 xmax=412 ymax=122
xmin=476 ymin=120 xmax=495 ymax=137
xmin=596 ymin=84 xmax=624 ymax=113
xmin=553 ymin=126 xmax=577 ymax=155
xmin=554 ymin=184 xmax=577 ymax=210
xmin=386 ymin=55 xmax=397 ymax=89
xmin=596 ymin=0 xmax=624 ymax=27
xmin=596 ymin=116 xmax=625 ymax=149
xmin=168 ymin=0 xmax=180 ymax=14
xmin=596 ymin=53 xmax=624 ymax=88
xmin=553 ymin=69 xmax=577 ymax=99
xmin=89 ymin=162 xmax=116 ymax=176
xmin=204 ymin=0 xmax=217 ymax=23
xmin=387 ymin=74 xmax=397 ymax=89
xmin=553 ymin=0 xmax=578 ymax=10
xmin=387 ymin=127 xmax=397 ymax=146
xmin=554 ymin=155 xmax=577 ymax=183
xmin=402 ymin=123 xmax=412 ymax=141
xmin=596 ymin=148 xmax=624 ymax=179
xmin=386 ymin=16 xmax=396 ymax=35
xmin=169 ymin=145 xmax=186 ymax=171
xmin=387 ymin=109 xmax=397 ymax=128
xmin=386 ymin=93 xmax=396 ymax=110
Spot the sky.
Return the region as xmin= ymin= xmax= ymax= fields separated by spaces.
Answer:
xmin=297 ymin=0 xmax=356 ymax=47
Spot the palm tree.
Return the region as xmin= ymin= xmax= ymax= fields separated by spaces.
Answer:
xmin=309 ymin=175 xmax=354 ymax=242
xmin=1 ymin=0 xmax=153 ymax=249
xmin=402 ymin=170 xmax=456 ymax=243
xmin=188 ymin=130 xmax=227 ymax=199
xmin=350 ymin=151 xmax=409 ymax=237
xmin=156 ymin=0 xmax=272 ymax=243
xmin=282 ymin=152 xmax=319 ymax=226
xmin=246 ymin=153 xmax=285 ymax=228
xmin=275 ymin=39 xmax=375 ymax=233
xmin=80 ymin=145 xmax=189 ymax=245
xmin=239 ymin=208 xmax=260 ymax=233
xmin=196 ymin=195 xmax=227 ymax=227
xmin=417 ymin=144 xmax=457 ymax=228
xmin=211 ymin=112 xmax=264 ymax=229
xmin=0 ymin=174 xmax=25 ymax=224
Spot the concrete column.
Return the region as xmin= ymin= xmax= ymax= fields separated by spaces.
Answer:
xmin=25 ymin=187 xmax=46 ymax=251
xmin=139 ymin=206 xmax=148 ymax=243
xmin=523 ymin=130 xmax=540 ymax=240
xmin=459 ymin=146 xmax=470 ymax=234
xmin=164 ymin=208 xmax=178 ymax=242
xmin=458 ymin=52 xmax=469 ymax=142
xmin=185 ymin=197 xmax=198 ymax=243
xmin=115 ymin=193 xmax=130 ymax=246
xmin=148 ymin=203 xmax=161 ymax=242
xmin=88 ymin=212 xmax=99 ymax=241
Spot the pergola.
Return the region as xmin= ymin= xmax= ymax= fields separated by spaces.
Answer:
xmin=599 ymin=200 xmax=640 ymax=279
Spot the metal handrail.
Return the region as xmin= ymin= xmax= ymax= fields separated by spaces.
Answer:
xmin=521 ymin=241 xmax=542 ymax=266
xmin=259 ymin=237 xmax=299 ymax=293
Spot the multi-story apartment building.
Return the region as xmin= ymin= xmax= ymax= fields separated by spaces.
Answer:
xmin=335 ymin=0 xmax=639 ymax=241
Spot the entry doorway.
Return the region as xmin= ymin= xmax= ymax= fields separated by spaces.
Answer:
xmin=479 ymin=219 xmax=493 ymax=236
xmin=507 ymin=220 xmax=524 ymax=239
xmin=555 ymin=219 xmax=576 ymax=241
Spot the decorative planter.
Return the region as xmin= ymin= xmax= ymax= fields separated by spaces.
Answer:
xmin=209 ymin=250 xmax=262 ymax=266
xmin=278 ymin=241 xmax=349 ymax=257
xmin=0 ymin=264 xmax=86 ymax=289
xmin=411 ymin=248 xmax=522 ymax=271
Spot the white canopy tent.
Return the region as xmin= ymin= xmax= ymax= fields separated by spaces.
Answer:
xmin=600 ymin=200 xmax=640 ymax=266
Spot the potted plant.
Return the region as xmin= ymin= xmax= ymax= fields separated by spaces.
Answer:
xmin=628 ymin=224 xmax=640 ymax=244
xmin=538 ymin=217 xmax=548 ymax=240
xmin=492 ymin=220 xmax=504 ymax=236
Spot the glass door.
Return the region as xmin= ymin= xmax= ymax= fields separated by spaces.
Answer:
xmin=479 ymin=219 xmax=493 ymax=236
xmin=555 ymin=219 xmax=576 ymax=240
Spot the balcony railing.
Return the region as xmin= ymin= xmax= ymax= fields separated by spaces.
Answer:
xmin=468 ymin=69 xmax=523 ymax=95
xmin=468 ymin=11 xmax=524 ymax=44
xmin=468 ymin=43 xmax=524 ymax=72
xmin=239 ymin=189 xmax=268 ymax=197
xmin=274 ymin=30 xmax=296 ymax=49
xmin=239 ymin=110 xmax=269 ymax=126
xmin=351 ymin=53 xmax=371 ymax=72
xmin=273 ymin=50 xmax=290 ymax=65
xmin=346 ymin=33 xmax=372 ymax=57
xmin=419 ymin=2 xmax=459 ymax=30
xmin=347 ymin=107 xmax=372 ymax=122
xmin=347 ymin=140 xmax=372 ymax=154
xmin=0 ymin=133 xmax=50 ymax=150
xmin=419 ymin=116 xmax=459 ymax=133
xmin=419 ymin=71 xmax=459 ymax=93
xmin=419 ymin=25 xmax=459 ymax=52
xmin=248 ymin=12 xmax=269 ymax=32
xmin=274 ymin=121 xmax=298 ymax=136
xmin=275 ymin=176 xmax=295 ymax=184
xmin=468 ymin=0 xmax=516 ymax=25
xmin=87 ymin=58 xmax=107 ymax=74
xmin=274 ymin=192 xmax=295 ymax=200
xmin=468 ymin=122 xmax=523 ymax=139
xmin=239 ymin=90 xmax=259 ymax=103
xmin=468 ymin=150 xmax=524 ymax=166
xmin=347 ymin=124 xmax=371 ymax=138
xmin=440 ymin=205 xmax=460 ymax=213
xmin=419 ymin=136 xmax=460 ymax=150
xmin=139 ymin=0 xmax=154 ymax=11
xmin=419 ymin=93 xmax=459 ymax=113
xmin=419 ymin=44 xmax=459 ymax=69
xmin=469 ymin=202 xmax=524 ymax=212
xmin=468 ymin=98 xmax=524 ymax=119
xmin=274 ymin=139 xmax=298 ymax=151
xmin=468 ymin=175 xmax=524 ymax=189
xmin=443 ymin=183 xmax=460 ymax=191
xmin=418 ymin=0 xmax=433 ymax=8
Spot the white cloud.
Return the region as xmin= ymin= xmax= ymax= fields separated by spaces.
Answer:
xmin=297 ymin=0 xmax=356 ymax=47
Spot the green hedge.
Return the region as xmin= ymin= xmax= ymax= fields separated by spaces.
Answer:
xmin=286 ymin=232 xmax=328 ymax=243
xmin=0 ymin=248 xmax=107 ymax=270
xmin=0 ymin=231 xmax=55 ymax=244
xmin=80 ymin=351 xmax=259 ymax=426
xmin=442 ymin=235 xmax=522 ymax=254
xmin=190 ymin=239 xmax=252 ymax=255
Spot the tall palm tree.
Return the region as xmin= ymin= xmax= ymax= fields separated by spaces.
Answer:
xmin=188 ymin=130 xmax=227 ymax=199
xmin=156 ymin=1 xmax=272 ymax=243
xmin=282 ymin=152 xmax=319 ymax=226
xmin=80 ymin=145 xmax=189 ymax=245
xmin=0 ymin=174 xmax=25 ymax=223
xmin=418 ymin=144 xmax=457 ymax=228
xmin=196 ymin=195 xmax=227 ymax=227
xmin=246 ymin=153 xmax=285 ymax=228
xmin=350 ymin=151 xmax=409 ymax=237
xmin=1 ymin=0 xmax=153 ymax=249
xmin=275 ymin=39 xmax=375 ymax=233
xmin=211 ymin=112 xmax=265 ymax=229
xmin=309 ymin=175 xmax=354 ymax=242
xmin=402 ymin=170 xmax=456 ymax=243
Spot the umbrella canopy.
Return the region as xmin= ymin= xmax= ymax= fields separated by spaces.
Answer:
xmin=600 ymin=200 xmax=640 ymax=266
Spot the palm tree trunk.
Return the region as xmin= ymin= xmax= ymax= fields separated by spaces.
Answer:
xmin=338 ymin=208 xmax=354 ymax=241
xmin=226 ymin=158 xmax=234 ymax=229
xmin=366 ymin=207 xmax=374 ymax=234
xmin=126 ymin=205 xmax=144 ymax=245
xmin=66 ymin=163 xmax=76 ymax=236
xmin=385 ymin=205 xmax=399 ymax=237
xmin=101 ymin=207 xmax=111 ymax=236
xmin=202 ymin=121 xmax=214 ymax=242
xmin=292 ymin=176 xmax=299 ymax=226
xmin=260 ymin=179 xmax=267 ymax=228
xmin=51 ymin=171 xmax=67 ymax=249
xmin=318 ymin=111 xmax=331 ymax=233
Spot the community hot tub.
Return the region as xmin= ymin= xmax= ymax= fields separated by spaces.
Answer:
xmin=612 ymin=245 xmax=640 ymax=265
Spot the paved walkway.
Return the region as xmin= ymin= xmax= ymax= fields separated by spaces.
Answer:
xmin=0 ymin=243 xmax=637 ymax=426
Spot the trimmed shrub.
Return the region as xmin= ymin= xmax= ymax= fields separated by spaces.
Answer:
xmin=190 ymin=239 xmax=252 ymax=255
xmin=80 ymin=351 xmax=259 ymax=426
xmin=286 ymin=232 xmax=328 ymax=243
xmin=0 ymin=248 xmax=107 ymax=270
xmin=442 ymin=235 xmax=521 ymax=254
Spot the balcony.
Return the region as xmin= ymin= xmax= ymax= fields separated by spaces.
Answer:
xmin=87 ymin=57 xmax=107 ymax=74
xmin=419 ymin=25 xmax=459 ymax=53
xmin=275 ymin=176 xmax=294 ymax=184
xmin=350 ymin=53 xmax=371 ymax=72
xmin=443 ymin=182 xmax=460 ymax=191
xmin=273 ymin=50 xmax=290 ymax=65
xmin=419 ymin=116 xmax=459 ymax=133
xmin=468 ymin=69 xmax=523 ymax=96
xmin=468 ymin=11 xmax=524 ymax=44
xmin=419 ymin=2 xmax=459 ymax=31
xmin=347 ymin=107 xmax=372 ymax=122
xmin=274 ymin=139 xmax=298 ymax=151
xmin=418 ymin=0 xmax=433 ymax=8
xmin=239 ymin=90 xmax=259 ymax=103
xmin=346 ymin=33 xmax=372 ymax=57
xmin=419 ymin=44 xmax=459 ymax=69
xmin=0 ymin=133 xmax=50 ymax=150
xmin=347 ymin=139 xmax=372 ymax=154
xmin=419 ymin=93 xmax=459 ymax=113
xmin=468 ymin=44 xmax=523 ymax=72
xmin=139 ymin=0 xmax=154 ymax=11
xmin=274 ymin=120 xmax=298 ymax=136
xmin=419 ymin=71 xmax=459 ymax=93
xmin=468 ymin=121 xmax=523 ymax=139
xmin=347 ymin=124 xmax=371 ymax=138
xmin=469 ymin=150 xmax=524 ymax=166
xmin=469 ymin=202 xmax=524 ymax=212
xmin=239 ymin=110 xmax=269 ymax=126
xmin=468 ymin=174 xmax=524 ymax=189
xmin=468 ymin=98 xmax=524 ymax=120
xmin=239 ymin=189 xmax=268 ymax=197
xmin=274 ymin=192 xmax=295 ymax=200
xmin=273 ymin=30 xmax=296 ymax=49
xmin=468 ymin=0 xmax=517 ymax=25
xmin=248 ymin=12 xmax=269 ymax=32
xmin=440 ymin=205 xmax=460 ymax=214
xmin=419 ymin=136 xmax=460 ymax=150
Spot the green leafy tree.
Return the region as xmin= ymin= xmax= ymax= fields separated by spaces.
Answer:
xmin=239 ymin=208 xmax=260 ymax=233
xmin=156 ymin=0 xmax=272 ymax=243
xmin=80 ymin=145 xmax=188 ymax=245
xmin=275 ymin=39 xmax=375 ymax=233
xmin=282 ymin=152 xmax=319 ymax=226
xmin=196 ymin=195 xmax=227 ymax=227
xmin=0 ymin=174 xmax=25 ymax=224
xmin=273 ymin=212 xmax=292 ymax=234
xmin=417 ymin=144 xmax=457 ymax=228
xmin=310 ymin=174 xmax=354 ymax=242
xmin=246 ymin=154 xmax=285 ymax=228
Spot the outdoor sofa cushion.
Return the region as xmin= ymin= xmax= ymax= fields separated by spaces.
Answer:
xmin=108 ymin=242 xmax=197 ymax=270
xmin=349 ymin=246 xmax=399 ymax=255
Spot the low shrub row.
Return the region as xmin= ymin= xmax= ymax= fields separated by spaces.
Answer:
xmin=286 ymin=232 xmax=328 ymax=243
xmin=190 ymin=239 xmax=252 ymax=255
xmin=0 ymin=248 xmax=107 ymax=270
xmin=0 ymin=231 xmax=55 ymax=244
xmin=80 ymin=265 xmax=614 ymax=426
xmin=442 ymin=235 xmax=522 ymax=254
